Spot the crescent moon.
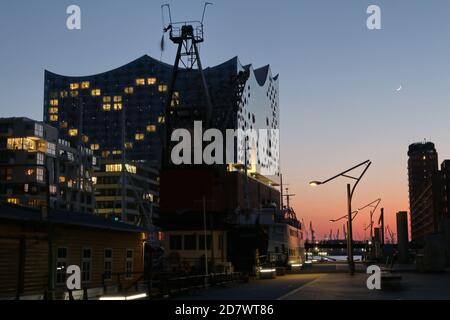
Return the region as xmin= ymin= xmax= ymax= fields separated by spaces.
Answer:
xmin=396 ymin=85 xmax=402 ymax=92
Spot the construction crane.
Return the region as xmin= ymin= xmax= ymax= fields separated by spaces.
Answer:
xmin=336 ymin=229 xmax=340 ymax=241
xmin=283 ymin=187 xmax=296 ymax=209
xmin=386 ymin=225 xmax=396 ymax=244
xmin=343 ymin=223 xmax=347 ymax=240
xmin=328 ymin=229 xmax=333 ymax=241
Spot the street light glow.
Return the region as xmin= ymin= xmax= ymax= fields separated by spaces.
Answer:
xmin=309 ymin=181 xmax=322 ymax=187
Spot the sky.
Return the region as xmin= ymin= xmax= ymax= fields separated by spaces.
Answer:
xmin=2 ymin=0 xmax=450 ymax=240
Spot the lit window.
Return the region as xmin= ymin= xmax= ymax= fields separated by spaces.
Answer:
xmin=158 ymin=116 xmax=165 ymax=124
xmin=171 ymin=91 xmax=180 ymax=107
xmin=146 ymin=125 xmax=157 ymax=133
xmin=112 ymin=150 xmax=122 ymax=155
xmin=147 ymin=77 xmax=157 ymax=85
xmin=46 ymin=142 xmax=56 ymax=156
xmin=49 ymin=107 xmax=58 ymax=114
xmin=70 ymin=91 xmax=79 ymax=97
xmin=35 ymin=123 xmax=44 ymax=137
xmin=124 ymin=142 xmax=133 ymax=149
xmin=158 ymin=84 xmax=168 ymax=92
xmin=49 ymin=185 xmax=57 ymax=195
xmin=36 ymin=168 xmax=44 ymax=182
xmin=136 ymin=78 xmax=145 ymax=86
xmin=70 ymin=83 xmax=79 ymax=90
xmin=126 ymin=164 xmax=137 ymax=174
xmin=37 ymin=153 xmax=45 ymax=165
xmin=105 ymin=164 xmax=122 ymax=172
xmin=114 ymin=96 xmax=122 ymax=102
xmin=60 ymin=91 xmax=69 ymax=98
xmin=7 ymin=138 xmax=37 ymax=151
xmin=124 ymin=87 xmax=134 ymax=94
xmin=60 ymin=121 xmax=68 ymax=129
xmin=59 ymin=176 xmax=66 ymax=183
xmin=102 ymin=151 xmax=111 ymax=158
xmin=50 ymin=115 xmax=58 ymax=122
xmin=81 ymin=81 xmax=90 ymax=89
xmin=102 ymin=104 xmax=111 ymax=111
xmin=82 ymin=135 xmax=89 ymax=143
xmin=91 ymin=89 xmax=101 ymax=96
xmin=90 ymin=144 xmax=100 ymax=151
xmin=113 ymin=103 xmax=122 ymax=111
xmin=92 ymin=177 xmax=97 ymax=185
xmin=69 ymin=129 xmax=78 ymax=137
xmin=135 ymin=133 xmax=145 ymax=141
xmin=103 ymin=96 xmax=111 ymax=103
xmin=25 ymin=168 xmax=35 ymax=176
xmin=50 ymin=99 xmax=59 ymax=106
xmin=7 ymin=198 xmax=20 ymax=205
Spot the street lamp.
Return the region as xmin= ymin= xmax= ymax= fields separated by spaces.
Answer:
xmin=309 ymin=160 xmax=372 ymax=275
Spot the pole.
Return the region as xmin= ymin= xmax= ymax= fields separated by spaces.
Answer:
xmin=203 ymin=195 xmax=208 ymax=287
xmin=380 ymin=208 xmax=385 ymax=247
xmin=347 ymin=183 xmax=354 ymax=275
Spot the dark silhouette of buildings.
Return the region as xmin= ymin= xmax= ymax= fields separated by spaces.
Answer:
xmin=407 ymin=141 xmax=439 ymax=241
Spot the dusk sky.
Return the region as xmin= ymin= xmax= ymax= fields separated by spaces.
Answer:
xmin=2 ymin=0 xmax=450 ymax=240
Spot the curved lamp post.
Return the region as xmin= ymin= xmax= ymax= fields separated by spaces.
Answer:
xmin=309 ymin=160 xmax=372 ymax=275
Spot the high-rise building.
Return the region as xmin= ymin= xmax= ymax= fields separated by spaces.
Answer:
xmin=407 ymin=141 xmax=439 ymax=241
xmin=0 ymin=117 xmax=97 ymax=213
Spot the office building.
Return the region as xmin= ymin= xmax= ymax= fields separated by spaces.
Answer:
xmin=0 ymin=117 xmax=97 ymax=213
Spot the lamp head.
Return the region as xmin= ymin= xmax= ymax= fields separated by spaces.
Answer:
xmin=309 ymin=181 xmax=322 ymax=187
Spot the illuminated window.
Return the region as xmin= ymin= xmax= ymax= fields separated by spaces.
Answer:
xmin=90 ymin=144 xmax=100 ymax=151
xmin=7 ymin=138 xmax=37 ymax=151
xmin=49 ymin=107 xmax=58 ymax=114
xmin=69 ymin=129 xmax=78 ymax=137
xmin=105 ymin=164 xmax=122 ymax=172
xmin=124 ymin=142 xmax=133 ymax=149
xmin=50 ymin=99 xmax=59 ymax=106
xmin=112 ymin=150 xmax=122 ymax=155
xmin=103 ymin=96 xmax=111 ymax=103
xmin=50 ymin=115 xmax=58 ymax=122
xmin=105 ymin=164 xmax=136 ymax=174
xmin=135 ymin=133 xmax=145 ymax=141
xmin=82 ymin=135 xmax=89 ymax=143
xmin=158 ymin=116 xmax=165 ymax=124
xmin=102 ymin=104 xmax=111 ymax=111
xmin=70 ymin=91 xmax=79 ymax=97
xmin=114 ymin=96 xmax=122 ymax=102
xmin=91 ymin=89 xmax=101 ymax=96
xmin=171 ymin=91 xmax=180 ymax=107
xmin=124 ymin=87 xmax=134 ymax=94
xmin=70 ymin=83 xmax=79 ymax=90
xmin=37 ymin=153 xmax=45 ymax=165
xmin=7 ymin=198 xmax=20 ymax=205
xmin=60 ymin=91 xmax=69 ymax=98
xmin=81 ymin=81 xmax=90 ymax=89
xmin=59 ymin=176 xmax=66 ymax=183
xmin=102 ymin=151 xmax=111 ymax=158
xmin=146 ymin=125 xmax=157 ymax=133
xmin=92 ymin=177 xmax=97 ymax=185
xmin=158 ymin=84 xmax=168 ymax=92
xmin=49 ymin=185 xmax=57 ymax=195
xmin=147 ymin=77 xmax=157 ymax=85
xmin=113 ymin=103 xmax=122 ymax=111
xmin=36 ymin=168 xmax=44 ymax=182
xmin=60 ymin=121 xmax=68 ymax=129
xmin=46 ymin=142 xmax=56 ymax=156
xmin=136 ymin=78 xmax=145 ymax=86
xmin=25 ymin=168 xmax=35 ymax=176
